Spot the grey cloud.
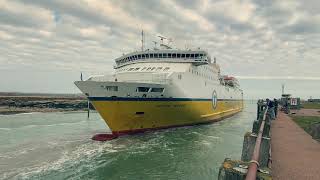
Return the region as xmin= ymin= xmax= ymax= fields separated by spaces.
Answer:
xmin=281 ymin=18 xmax=320 ymax=34
xmin=0 ymin=0 xmax=320 ymax=93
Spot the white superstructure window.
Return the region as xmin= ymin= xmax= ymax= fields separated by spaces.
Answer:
xmin=137 ymin=87 xmax=150 ymax=92
xmin=150 ymin=88 xmax=164 ymax=93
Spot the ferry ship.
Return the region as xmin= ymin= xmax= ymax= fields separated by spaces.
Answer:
xmin=75 ymin=37 xmax=243 ymax=136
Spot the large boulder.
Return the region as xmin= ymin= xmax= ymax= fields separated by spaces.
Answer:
xmin=310 ymin=123 xmax=320 ymax=140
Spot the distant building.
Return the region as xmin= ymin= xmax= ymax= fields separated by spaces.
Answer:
xmin=308 ymin=99 xmax=320 ymax=102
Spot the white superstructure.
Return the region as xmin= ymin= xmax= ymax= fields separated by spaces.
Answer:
xmin=77 ymin=48 xmax=242 ymax=100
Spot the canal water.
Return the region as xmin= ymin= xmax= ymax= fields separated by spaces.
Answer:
xmin=0 ymin=101 xmax=256 ymax=180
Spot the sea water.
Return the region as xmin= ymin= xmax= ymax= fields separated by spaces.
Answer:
xmin=0 ymin=101 xmax=256 ymax=180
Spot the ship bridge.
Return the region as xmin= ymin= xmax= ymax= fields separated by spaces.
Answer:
xmin=114 ymin=49 xmax=211 ymax=69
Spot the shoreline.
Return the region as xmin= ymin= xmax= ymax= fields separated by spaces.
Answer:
xmin=0 ymin=107 xmax=88 ymax=115
xmin=0 ymin=94 xmax=92 ymax=115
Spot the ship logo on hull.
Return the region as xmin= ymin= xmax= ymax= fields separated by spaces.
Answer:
xmin=212 ymin=90 xmax=217 ymax=109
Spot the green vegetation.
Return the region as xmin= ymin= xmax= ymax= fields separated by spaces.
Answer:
xmin=291 ymin=116 xmax=320 ymax=133
xmin=301 ymin=102 xmax=320 ymax=109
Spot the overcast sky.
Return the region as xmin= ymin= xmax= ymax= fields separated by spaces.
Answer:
xmin=0 ymin=0 xmax=319 ymax=96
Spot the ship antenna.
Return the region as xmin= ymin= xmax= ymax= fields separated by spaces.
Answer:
xmin=152 ymin=41 xmax=157 ymax=49
xmin=141 ymin=30 xmax=144 ymax=51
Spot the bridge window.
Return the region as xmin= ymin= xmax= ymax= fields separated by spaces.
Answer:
xmin=186 ymin=54 xmax=190 ymax=58
xmin=168 ymin=53 xmax=172 ymax=58
xmin=146 ymin=54 xmax=149 ymax=58
xmin=177 ymin=54 xmax=181 ymax=58
xmin=182 ymin=54 xmax=185 ymax=58
xmin=154 ymin=53 xmax=159 ymax=58
xmin=172 ymin=53 xmax=176 ymax=58
xmin=150 ymin=54 xmax=154 ymax=58
xmin=191 ymin=54 xmax=194 ymax=58
xmin=138 ymin=54 xmax=141 ymax=59
xmin=137 ymin=87 xmax=150 ymax=92
xmin=195 ymin=54 xmax=199 ymax=58
xmin=159 ymin=54 xmax=162 ymax=58
xmin=163 ymin=53 xmax=167 ymax=58
xmin=142 ymin=54 xmax=145 ymax=59
xmin=151 ymin=88 xmax=164 ymax=93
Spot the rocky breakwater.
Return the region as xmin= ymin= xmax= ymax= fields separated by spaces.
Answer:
xmin=0 ymin=95 xmax=94 ymax=115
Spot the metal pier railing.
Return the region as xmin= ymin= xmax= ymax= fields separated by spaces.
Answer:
xmin=245 ymin=105 xmax=269 ymax=180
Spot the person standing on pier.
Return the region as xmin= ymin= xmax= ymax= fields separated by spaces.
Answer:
xmin=274 ymin=98 xmax=278 ymax=118
xmin=266 ymin=98 xmax=275 ymax=120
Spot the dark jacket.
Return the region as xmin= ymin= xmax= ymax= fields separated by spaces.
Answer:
xmin=267 ymin=101 xmax=274 ymax=108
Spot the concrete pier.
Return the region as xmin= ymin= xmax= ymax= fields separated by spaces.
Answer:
xmin=241 ymin=133 xmax=270 ymax=168
xmin=218 ymin=102 xmax=272 ymax=180
xmin=271 ymin=112 xmax=320 ymax=180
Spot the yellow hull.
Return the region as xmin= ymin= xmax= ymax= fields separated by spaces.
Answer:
xmin=90 ymin=98 xmax=243 ymax=134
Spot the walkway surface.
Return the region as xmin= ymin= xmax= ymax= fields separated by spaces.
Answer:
xmin=271 ymin=112 xmax=320 ymax=180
